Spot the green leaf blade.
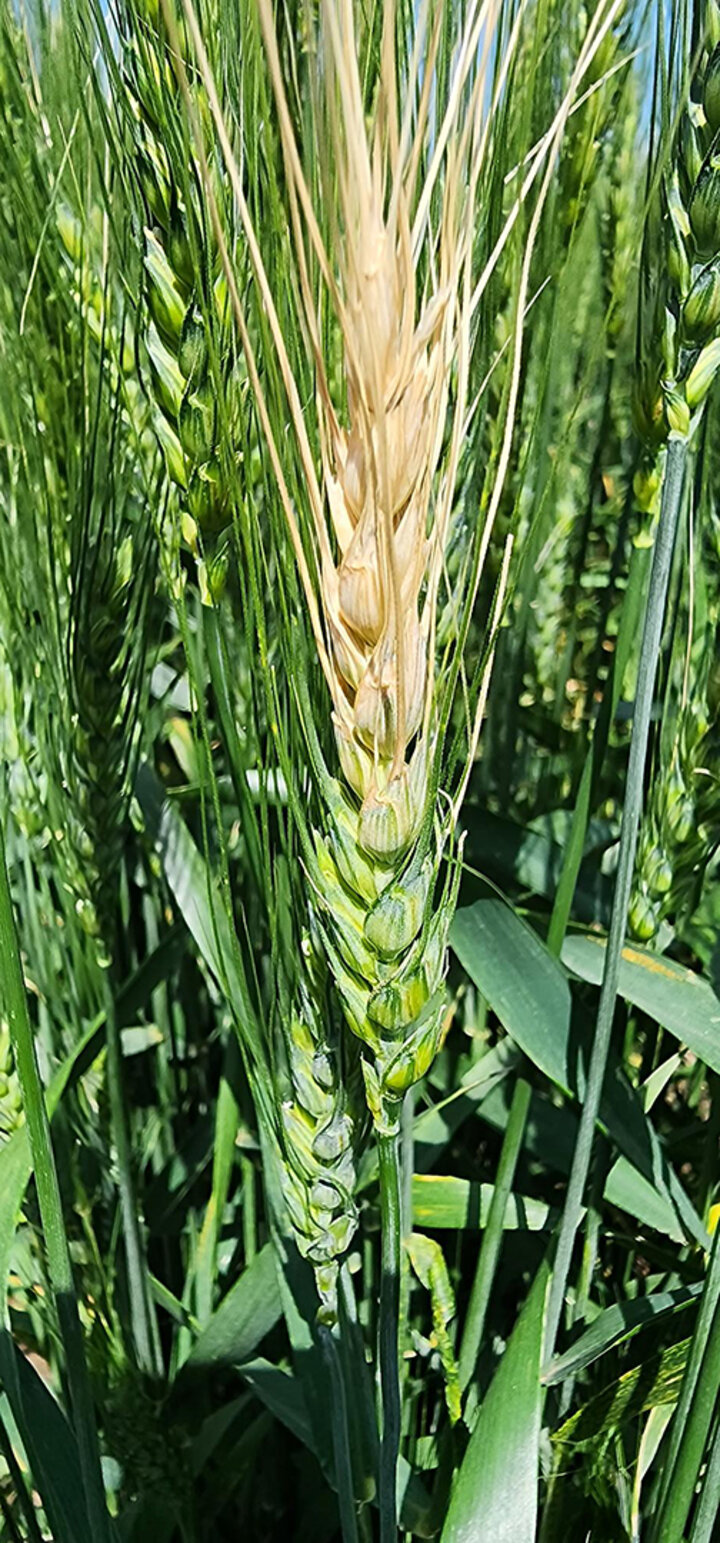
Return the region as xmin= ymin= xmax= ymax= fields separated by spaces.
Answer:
xmin=442 ymin=1259 xmax=550 ymax=1543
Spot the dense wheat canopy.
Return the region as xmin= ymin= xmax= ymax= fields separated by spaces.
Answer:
xmin=0 ymin=0 xmax=719 ymax=1540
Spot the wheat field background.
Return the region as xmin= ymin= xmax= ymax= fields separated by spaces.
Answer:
xmin=0 ymin=1 xmax=719 ymax=1539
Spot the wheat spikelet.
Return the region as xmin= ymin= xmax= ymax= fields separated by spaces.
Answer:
xmin=629 ymin=0 xmax=720 ymax=939
xmin=278 ymin=927 xmax=362 ymax=1319
xmin=636 ymin=0 xmax=720 ymax=440
xmin=73 ymin=0 xmax=235 ymax=602
xmin=164 ymin=0 xmax=623 ymax=1151
xmin=247 ymin=0 xmax=543 ymax=1132
xmin=314 ymin=92 xmax=451 ymax=823
xmin=169 ymin=0 xmax=621 ymax=1132
xmin=630 ymin=509 xmax=720 ymax=942
xmin=238 ymin=0 xmax=498 ymax=1131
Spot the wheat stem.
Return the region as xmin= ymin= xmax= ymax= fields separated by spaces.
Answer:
xmin=319 ymin=1322 xmax=360 ymax=1543
xmin=458 ymin=1076 xmax=531 ymax=1393
xmin=102 ymin=965 xmax=161 ymax=1378
xmin=0 ymin=806 xmax=110 ymax=1543
xmin=377 ymin=1128 xmax=401 ymax=1543
xmin=689 ymin=1408 xmax=720 ymax=1543
xmin=545 ymin=434 xmax=688 ymax=1361
xmin=650 ymin=1226 xmax=720 ymax=1541
xmin=656 ymin=1292 xmax=720 ymax=1543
